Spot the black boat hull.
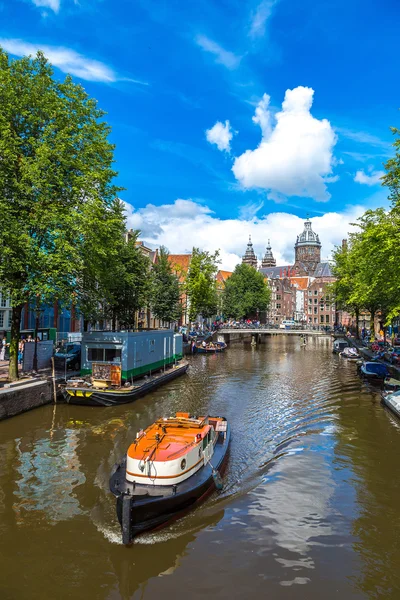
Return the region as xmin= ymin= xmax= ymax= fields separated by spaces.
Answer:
xmin=62 ymin=363 xmax=188 ymax=406
xmin=110 ymin=424 xmax=231 ymax=543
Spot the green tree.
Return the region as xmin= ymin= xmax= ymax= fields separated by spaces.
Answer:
xmin=223 ymin=263 xmax=271 ymax=319
xmin=186 ymin=248 xmax=220 ymax=322
xmin=152 ymin=246 xmax=181 ymax=325
xmin=105 ymin=229 xmax=152 ymax=330
xmin=0 ymin=49 xmax=121 ymax=379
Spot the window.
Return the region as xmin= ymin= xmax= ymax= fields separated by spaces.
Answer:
xmin=325 ymin=315 xmax=330 ymax=323
xmin=314 ymin=307 xmax=317 ymax=314
xmin=0 ymin=311 xmax=4 ymax=327
xmin=276 ymin=303 xmax=281 ymax=309
xmin=314 ymin=290 xmax=318 ymax=295
xmin=88 ymin=348 xmax=104 ymax=362
xmin=105 ymin=348 xmax=121 ymax=362
xmin=320 ymin=315 xmax=324 ymax=323
xmin=314 ymin=317 xmax=317 ymax=323
xmin=0 ymin=295 xmax=6 ymax=308
xmin=314 ymin=298 xmax=318 ymax=304
xmin=149 ymin=339 xmax=155 ymax=352
xmin=276 ymin=294 xmax=281 ymax=300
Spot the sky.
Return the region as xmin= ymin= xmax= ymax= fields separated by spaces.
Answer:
xmin=1 ymin=0 xmax=398 ymax=269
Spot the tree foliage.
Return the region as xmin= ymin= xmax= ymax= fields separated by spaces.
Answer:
xmin=223 ymin=263 xmax=271 ymax=319
xmin=331 ymin=125 xmax=400 ymax=335
xmin=0 ymin=49 xmax=121 ymax=378
xmin=186 ymin=248 xmax=220 ymax=321
xmin=151 ymin=246 xmax=181 ymax=325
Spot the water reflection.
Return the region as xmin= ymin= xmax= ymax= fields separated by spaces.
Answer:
xmin=14 ymin=428 xmax=85 ymax=523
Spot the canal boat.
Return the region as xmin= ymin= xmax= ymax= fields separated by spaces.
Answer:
xmin=109 ymin=412 xmax=230 ymax=544
xmin=340 ymin=347 xmax=361 ymax=360
xmin=194 ymin=341 xmax=227 ymax=354
xmin=384 ymin=377 xmax=400 ymax=392
xmin=333 ymin=339 xmax=349 ymax=354
xmin=359 ymin=361 xmax=389 ymax=381
xmin=381 ymin=389 xmax=400 ymax=419
xmin=62 ymin=330 xmax=186 ymax=406
xmin=63 ymin=362 xmax=188 ymax=406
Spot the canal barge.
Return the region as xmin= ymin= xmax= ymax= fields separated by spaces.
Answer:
xmin=62 ymin=330 xmax=187 ymax=407
xmin=110 ymin=412 xmax=230 ymax=544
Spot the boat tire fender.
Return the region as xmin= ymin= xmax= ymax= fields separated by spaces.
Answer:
xmin=122 ymin=494 xmax=133 ymax=546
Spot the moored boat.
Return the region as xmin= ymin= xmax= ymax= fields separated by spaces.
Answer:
xmin=340 ymin=347 xmax=361 ymax=360
xmin=381 ymin=390 xmax=400 ymax=419
xmin=63 ymin=362 xmax=188 ymax=406
xmin=333 ymin=339 xmax=349 ymax=354
xmin=109 ymin=413 xmax=230 ymax=544
xmin=359 ymin=361 xmax=389 ymax=381
xmin=384 ymin=377 xmax=400 ymax=392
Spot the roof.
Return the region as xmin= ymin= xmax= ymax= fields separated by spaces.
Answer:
xmin=314 ymin=262 xmax=333 ymax=277
xmin=216 ymin=270 xmax=233 ymax=283
xmin=289 ymin=276 xmax=310 ymax=290
xmin=168 ymin=254 xmax=192 ymax=280
xmin=259 ymin=265 xmax=292 ymax=279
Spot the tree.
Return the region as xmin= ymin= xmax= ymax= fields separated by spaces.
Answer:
xmin=186 ymin=248 xmax=220 ymax=322
xmin=0 ymin=49 xmax=121 ymax=379
xmin=152 ymin=246 xmax=181 ymax=325
xmin=106 ymin=230 xmax=152 ymax=330
xmin=223 ymin=263 xmax=271 ymax=319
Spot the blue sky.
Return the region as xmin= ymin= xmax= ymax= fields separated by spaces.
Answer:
xmin=1 ymin=0 xmax=398 ymax=268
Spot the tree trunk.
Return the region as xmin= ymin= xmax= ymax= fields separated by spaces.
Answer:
xmin=8 ymin=304 xmax=23 ymax=381
xmin=33 ymin=310 xmax=40 ymax=372
xmin=83 ymin=319 xmax=89 ymax=332
xmin=355 ymin=307 xmax=360 ymax=339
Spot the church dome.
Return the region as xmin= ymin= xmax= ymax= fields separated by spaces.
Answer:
xmin=295 ymin=218 xmax=321 ymax=248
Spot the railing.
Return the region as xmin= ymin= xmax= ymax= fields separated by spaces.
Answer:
xmin=217 ymin=324 xmax=333 ymax=332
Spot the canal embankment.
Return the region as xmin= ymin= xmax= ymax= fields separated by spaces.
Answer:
xmin=0 ymin=378 xmax=53 ymax=420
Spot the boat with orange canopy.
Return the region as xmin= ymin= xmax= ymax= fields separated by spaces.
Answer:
xmin=110 ymin=412 xmax=230 ymax=544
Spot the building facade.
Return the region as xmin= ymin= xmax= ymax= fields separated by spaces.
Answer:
xmin=240 ymin=217 xmax=337 ymax=326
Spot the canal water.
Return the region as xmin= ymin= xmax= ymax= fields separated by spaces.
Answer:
xmin=1 ymin=336 xmax=400 ymax=600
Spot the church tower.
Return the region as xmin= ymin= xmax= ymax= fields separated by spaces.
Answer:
xmin=261 ymin=240 xmax=276 ymax=268
xmin=242 ymin=235 xmax=258 ymax=268
xmin=293 ymin=218 xmax=321 ymax=275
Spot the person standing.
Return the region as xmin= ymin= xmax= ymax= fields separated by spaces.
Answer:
xmin=0 ymin=338 xmax=6 ymax=361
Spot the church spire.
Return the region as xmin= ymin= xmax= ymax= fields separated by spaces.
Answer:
xmin=261 ymin=239 xmax=276 ymax=268
xmin=242 ymin=235 xmax=258 ymax=268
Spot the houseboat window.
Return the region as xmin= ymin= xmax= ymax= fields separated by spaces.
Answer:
xmin=105 ymin=348 xmax=121 ymax=362
xmin=149 ymin=339 xmax=155 ymax=352
xmin=202 ymin=436 xmax=208 ymax=450
xmin=88 ymin=348 xmax=104 ymax=362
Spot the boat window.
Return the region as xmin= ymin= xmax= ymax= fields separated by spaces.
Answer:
xmin=202 ymin=436 xmax=207 ymax=450
xmin=105 ymin=348 xmax=121 ymax=362
xmin=88 ymin=348 xmax=104 ymax=362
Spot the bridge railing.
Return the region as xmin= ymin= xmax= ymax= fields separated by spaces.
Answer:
xmin=217 ymin=324 xmax=333 ymax=333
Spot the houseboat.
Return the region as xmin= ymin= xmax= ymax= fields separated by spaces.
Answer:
xmin=109 ymin=412 xmax=231 ymax=544
xmin=62 ymin=330 xmax=187 ymax=406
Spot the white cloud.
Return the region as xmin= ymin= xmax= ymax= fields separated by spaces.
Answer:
xmin=195 ymin=35 xmax=241 ymax=70
xmin=249 ymin=0 xmax=277 ymax=38
xmin=206 ymin=120 xmax=234 ymax=152
xmin=354 ymin=169 xmax=384 ymax=186
xmin=32 ymin=0 xmax=60 ymax=13
xmin=124 ymin=198 xmax=365 ymax=271
xmin=336 ymin=127 xmax=389 ymax=149
xmin=232 ymin=87 xmax=337 ymax=202
xmin=0 ymin=38 xmax=148 ymax=84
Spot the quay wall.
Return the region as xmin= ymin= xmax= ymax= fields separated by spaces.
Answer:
xmin=0 ymin=380 xmax=53 ymax=421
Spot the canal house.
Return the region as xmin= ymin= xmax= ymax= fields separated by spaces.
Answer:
xmin=80 ymin=330 xmax=183 ymax=382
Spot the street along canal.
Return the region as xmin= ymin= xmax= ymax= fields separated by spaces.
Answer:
xmin=1 ymin=336 xmax=400 ymax=600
